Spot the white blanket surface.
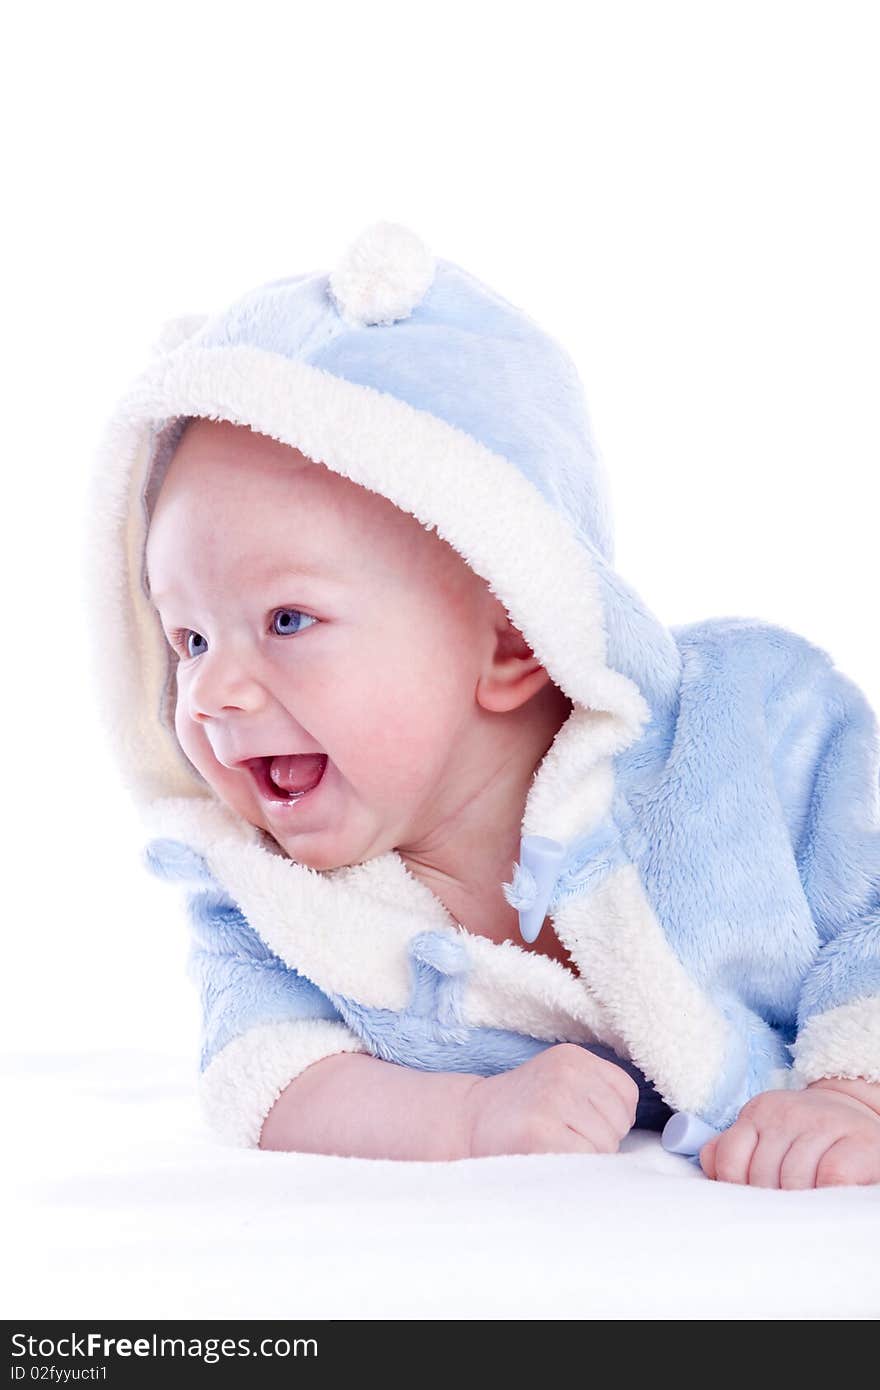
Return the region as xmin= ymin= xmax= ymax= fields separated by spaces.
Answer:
xmin=4 ymin=1050 xmax=879 ymax=1320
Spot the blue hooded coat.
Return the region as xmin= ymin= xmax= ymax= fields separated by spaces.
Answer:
xmin=84 ymin=221 xmax=880 ymax=1150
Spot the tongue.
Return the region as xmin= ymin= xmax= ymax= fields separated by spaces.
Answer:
xmin=268 ymin=754 xmax=327 ymax=794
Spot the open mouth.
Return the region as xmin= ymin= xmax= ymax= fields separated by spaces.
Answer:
xmin=245 ymin=754 xmax=328 ymax=804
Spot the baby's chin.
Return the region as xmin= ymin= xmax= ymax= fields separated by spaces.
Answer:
xmin=222 ymin=795 xmax=389 ymax=873
xmin=203 ymin=766 xmax=398 ymax=872
xmin=264 ymin=828 xmax=388 ymax=873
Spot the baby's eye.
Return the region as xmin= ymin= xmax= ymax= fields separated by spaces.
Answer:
xmin=170 ymin=629 xmax=207 ymax=659
xmin=272 ymin=608 xmax=316 ymax=637
xmin=168 ymin=608 xmax=316 ymax=660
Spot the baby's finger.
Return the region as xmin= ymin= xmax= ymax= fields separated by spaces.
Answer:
xmin=548 ymin=1126 xmax=600 ymax=1155
xmin=699 ymin=1137 xmax=718 ymax=1178
xmin=574 ymin=1097 xmax=624 ymax=1152
xmin=707 ymin=1120 xmax=759 ymax=1185
xmin=778 ymin=1134 xmax=836 ymax=1190
xmin=587 ymin=1081 xmax=638 ymax=1139
xmin=745 ymin=1130 xmax=800 ymax=1189
xmin=605 ymin=1069 xmax=641 ymax=1125
xmin=815 ymin=1136 xmax=880 ymax=1188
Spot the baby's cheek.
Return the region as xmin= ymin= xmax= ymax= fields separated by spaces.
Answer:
xmin=352 ymin=720 xmax=434 ymax=798
xmin=338 ymin=685 xmax=456 ymax=802
xmin=173 ymin=699 xmax=198 ymax=759
xmin=173 ymin=700 xmax=218 ymax=781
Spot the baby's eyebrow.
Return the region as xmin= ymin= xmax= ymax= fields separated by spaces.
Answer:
xmin=147 ymin=561 xmax=329 ymax=605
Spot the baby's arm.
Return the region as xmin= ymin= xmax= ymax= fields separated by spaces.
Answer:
xmin=261 ymin=1042 xmax=639 ymax=1159
xmin=699 ymin=1076 xmax=880 ymax=1188
xmin=259 ymin=1052 xmax=480 ymax=1158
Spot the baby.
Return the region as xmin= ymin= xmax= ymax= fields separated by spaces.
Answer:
xmin=87 ymin=220 xmax=880 ymax=1188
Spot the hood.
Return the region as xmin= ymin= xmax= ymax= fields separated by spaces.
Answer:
xmin=83 ymin=220 xmax=681 ymax=852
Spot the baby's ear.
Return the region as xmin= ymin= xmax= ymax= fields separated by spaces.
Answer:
xmin=150 ymin=313 xmax=209 ymax=357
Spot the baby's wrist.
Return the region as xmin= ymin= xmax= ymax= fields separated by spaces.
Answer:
xmin=806 ymin=1075 xmax=880 ymax=1118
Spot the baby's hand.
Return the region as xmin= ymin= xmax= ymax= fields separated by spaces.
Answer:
xmin=463 ymin=1043 xmax=640 ymax=1158
xmin=699 ymin=1085 xmax=880 ymax=1189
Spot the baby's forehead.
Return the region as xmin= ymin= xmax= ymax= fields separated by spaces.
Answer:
xmin=149 ymin=418 xmax=383 ymax=537
xmin=145 ymin=416 xmax=479 ymax=593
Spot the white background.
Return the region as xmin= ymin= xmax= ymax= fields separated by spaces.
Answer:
xmin=3 ymin=0 xmax=878 ymax=1062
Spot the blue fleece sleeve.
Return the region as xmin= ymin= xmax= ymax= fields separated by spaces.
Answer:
xmin=142 ymin=837 xmax=372 ymax=1146
xmin=184 ymin=883 xmax=345 ymax=1072
xmin=777 ymin=659 xmax=880 ymax=1081
xmin=142 ymin=838 xmax=345 ymax=1072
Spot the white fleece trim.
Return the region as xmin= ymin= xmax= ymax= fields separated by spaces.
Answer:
xmin=141 ymin=739 xmax=623 ymax=1046
xmin=143 ymin=792 xmax=619 ymax=1043
xmin=789 ymin=996 xmax=880 ymax=1085
xmin=145 ymin=797 xmax=451 ymax=1008
xmin=83 ymin=342 xmax=650 ymax=810
xmin=551 ymin=864 xmax=734 ymax=1114
xmin=198 ymin=1018 xmax=369 ymax=1148
xmin=458 ymin=932 xmax=623 ymax=1048
xmin=522 ymin=713 xmax=618 ymax=843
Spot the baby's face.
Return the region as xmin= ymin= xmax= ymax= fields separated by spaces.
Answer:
xmin=144 ymin=418 xmax=502 ymax=870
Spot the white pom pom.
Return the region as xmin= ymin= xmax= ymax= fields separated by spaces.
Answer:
xmin=328 ymin=221 xmax=436 ymax=327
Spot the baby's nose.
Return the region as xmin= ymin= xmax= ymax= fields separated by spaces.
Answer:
xmin=187 ymin=653 xmax=269 ymax=719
